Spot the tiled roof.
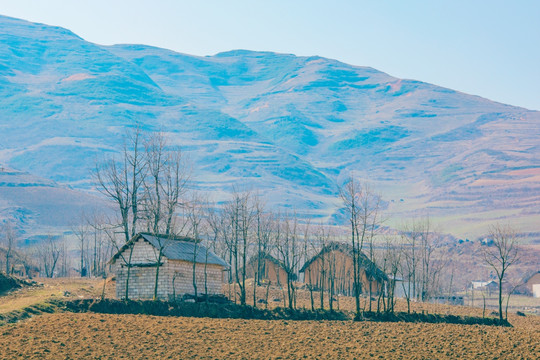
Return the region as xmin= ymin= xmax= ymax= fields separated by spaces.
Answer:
xmin=110 ymin=233 xmax=228 ymax=268
xmin=141 ymin=234 xmax=228 ymax=267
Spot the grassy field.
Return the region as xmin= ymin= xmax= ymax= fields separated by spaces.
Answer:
xmin=0 ymin=278 xmax=539 ymax=359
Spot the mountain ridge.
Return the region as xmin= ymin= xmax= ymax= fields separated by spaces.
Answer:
xmin=0 ymin=15 xmax=539 ymax=238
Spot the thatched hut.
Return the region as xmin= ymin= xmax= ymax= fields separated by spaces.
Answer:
xmin=110 ymin=233 xmax=228 ymax=300
xmin=245 ymin=252 xmax=290 ymax=286
xmin=300 ymin=242 xmax=387 ymax=296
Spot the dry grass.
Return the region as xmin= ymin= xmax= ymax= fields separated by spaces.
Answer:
xmin=0 ymin=277 xmax=114 ymax=314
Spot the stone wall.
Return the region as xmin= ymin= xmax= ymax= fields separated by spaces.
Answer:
xmin=113 ymin=237 xmax=225 ymax=300
xmin=167 ymin=260 xmax=224 ymax=299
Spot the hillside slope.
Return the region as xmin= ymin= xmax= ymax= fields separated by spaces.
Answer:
xmin=0 ymin=15 xmax=539 ymax=237
xmin=0 ymin=166 xmax=108 ymax=232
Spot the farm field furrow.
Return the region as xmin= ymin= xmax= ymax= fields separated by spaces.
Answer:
xmin=1 ymin=312 xmax=539 ymax=359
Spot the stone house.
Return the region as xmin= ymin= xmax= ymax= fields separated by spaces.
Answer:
xmin=300 ymin=242 xmax=387 ymax=296
xmin=110 ymin=233 xmax=228 ymax=300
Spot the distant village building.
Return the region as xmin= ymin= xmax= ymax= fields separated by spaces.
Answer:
xmin=300 ymin=242 xmax=387 ymax=296
xmin=523 ymin=271 xmax=540 ymax=298
xmin=471 ymin=280 xmax=497 ymax=289
xmin=245 ymin=252 xmax=290 ymax=286
xmin=470 ymin=280 xmax=499 ymax=294
xmin=110 ymin=233 xmax=228 ymax=300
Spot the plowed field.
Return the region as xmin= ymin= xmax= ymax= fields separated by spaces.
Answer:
xmin=1 ymin=312 xmax=539 ymax=359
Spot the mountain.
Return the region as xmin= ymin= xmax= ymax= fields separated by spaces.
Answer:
xmin=0 ymin=15 xmax=539 ymax=238
xmin=0 ymin=166 xmax=108 ymax=233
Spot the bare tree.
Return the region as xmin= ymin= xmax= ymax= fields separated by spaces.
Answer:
xmin=93 ymin=126 xmax=146 ymax=244
xmin=140 ymin=132 xmax=190 ymax=300
xmin=57 ymin=240 xmax=69 ymax=277
xmin=86 ymin=212 xmax=112 ymax=278
xmin=113 ymin=235 xmax=135 ymax=299
xmin=339 ymin=177 xmax=382 ymax=315
xmin=416 ymin=217 xmax=446 ymax=302
xmin=206 ymin=201 xmax=230 ymax=294
xmin=400 ymin=219 xmax=421 ymax=304
xmin=225 ymin=190 xmax=255 ymax=305
xmin=93 ymin=127 xmax=146 ymax=296
xmin=379 ymin=235 xmax=401 ymax=314
xmin=88 ymin=217 xmax=113 ymax=278
xmin=94 ymin=128 xmax=190 ymax=300
xmin=399 ymin=227 xmax=415 ymax=313
xmin=327 ymin=243 xmax=337 ymax=312
xmin=275 ymin=213 xmax=305 ymax=310
xmin=186 ymin=195 xmax=205 ymax=300
xmin=314 ymin=225 xmax=330 ymax=310
xmin=71 ymin=214 xmax=90 ymax=277
xmin=481 ymin=223 xmax=520 ymax=323
xmin=1 ymin=220 xmax=18 ymax=274
xmin=143 ymin=132 xmax=189 ymax=236
xmin=250 ymin=195 xmax=272 ymax=307
xmin=37 ymin=236 xmax=62 ymax=278
xmin=18 ymin=246 xmax=37 ymax=279
xmin=152 ymin=233 xmax=173 ymax=301
xmin=303 ymin=223 xmax=317 ymax=311
xmin=254 ymin=196 xmax=271 ymax=286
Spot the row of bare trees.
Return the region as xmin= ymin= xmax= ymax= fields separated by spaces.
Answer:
xmin=338 ymin=177 xmax=521 ymax=322
xmin=0 ymin=216 xmax=114 ymax=280
xmin=0 ymin=220 xmax=68 ymax=278
xmin=1 ymin=127 xmax=521 ymax=325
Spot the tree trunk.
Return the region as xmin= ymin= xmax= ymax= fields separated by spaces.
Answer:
xmin=125 ymin=246 xmax=134 ymax=300
xmin=498 ymin=277 xmax=504 ymax=322
xmin=153 ymin=249 xmax=163 ymax=301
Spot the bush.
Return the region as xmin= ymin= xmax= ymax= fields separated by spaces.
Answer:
xmin=355 ymin=311 xmax=512 ymax=327
xmin=61 ymin=298 xmax=349 ymax=321
xmin=0 ymin=273 xmax=21 ymax=294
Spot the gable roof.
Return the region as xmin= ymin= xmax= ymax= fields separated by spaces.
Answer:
xmin=248 ymin=251 xmax=287 ymax=270
xmin=299 ymin=241 xmax=388 ymax=281
xmin=110 ymin=233 xmax=228 ymax=267
xmin=523 ymin=270 xmax=540 ymax=284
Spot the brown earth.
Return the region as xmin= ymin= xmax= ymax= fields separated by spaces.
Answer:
xmin=0 ymin=312 xmax=539 ymax=359
xmin=1 ymin=278 xmax=539 ymax=359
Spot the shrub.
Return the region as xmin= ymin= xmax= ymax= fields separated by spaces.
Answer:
xmin=355 ymin=311 xmax=512 ymax=327
xmin=61 ymin=299 xmax=349 ymax=322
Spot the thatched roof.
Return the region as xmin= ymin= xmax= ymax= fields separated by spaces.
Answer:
xmin=110 ymin=233 xmax=228 ymax=267
xmin=248 ymin=251 xmax=287 ymax=270
xmin=246 ymin=251 xmax=297 ymax=281
xmin=299 ymin=241 xmax=388 ymax=281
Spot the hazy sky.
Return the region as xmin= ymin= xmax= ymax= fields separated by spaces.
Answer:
xmin=1 ymin=0 xmax=539 ymax=110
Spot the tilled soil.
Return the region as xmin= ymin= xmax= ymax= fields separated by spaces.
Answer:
xmin=0 ymin=312 xmax=539 ymax=359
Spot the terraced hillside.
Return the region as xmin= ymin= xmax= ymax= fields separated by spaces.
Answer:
xmin=1 ymin=15 xmax=539 ymax=237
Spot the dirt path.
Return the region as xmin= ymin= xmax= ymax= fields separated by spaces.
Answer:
xmin=0 ymin=312 xmax=539 ymax=359
xmin=0 ymin=278 xmax=113 ymax=314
